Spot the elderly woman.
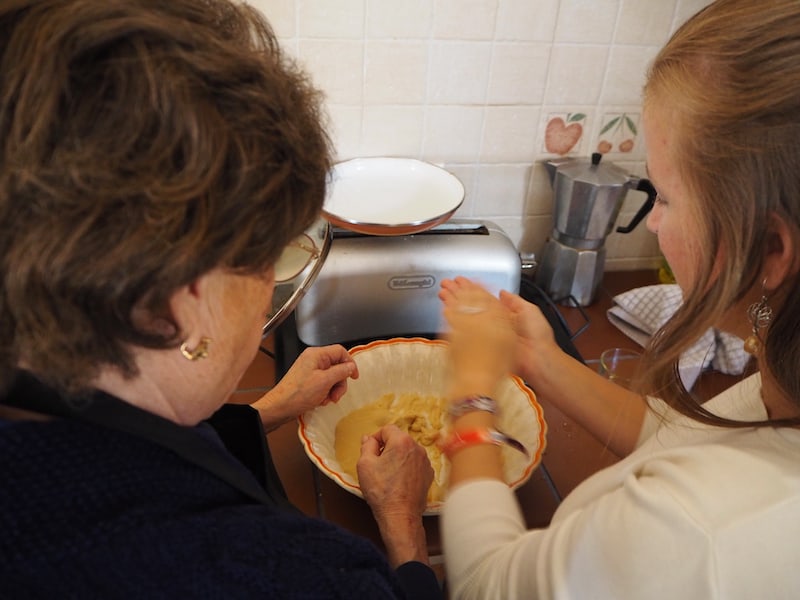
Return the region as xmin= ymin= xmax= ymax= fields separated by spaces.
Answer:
xmin=0 ymin=1 xmax=438 ymax=597
xmin=433 ymin=0 xmax=800 ymax=598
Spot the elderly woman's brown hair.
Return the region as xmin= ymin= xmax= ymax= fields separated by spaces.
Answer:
xmin=0 ymin=0 xmax=332 ymax=394
xmin=640 ymin=0 xmax=800 ymax=426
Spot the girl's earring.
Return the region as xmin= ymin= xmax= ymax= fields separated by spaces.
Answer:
xmin=743 ymin=280 xmax=772 ymax=355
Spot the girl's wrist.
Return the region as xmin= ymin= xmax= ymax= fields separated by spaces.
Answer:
xmin=523 ymin=342 xmax=567 ymax=389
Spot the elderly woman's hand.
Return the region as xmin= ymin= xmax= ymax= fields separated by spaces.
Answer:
xmin=357 ymin=424 xmax=433 ymax=567
xmin=252 ymin=345 xmax=358 ymax=430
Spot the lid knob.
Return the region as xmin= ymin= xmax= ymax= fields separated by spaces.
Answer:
xmin=591 ymin=152 xmax=602 ymax=166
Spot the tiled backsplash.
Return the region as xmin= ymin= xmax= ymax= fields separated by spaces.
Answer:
xmin=250 ymin=0 xmax=712 ymax=271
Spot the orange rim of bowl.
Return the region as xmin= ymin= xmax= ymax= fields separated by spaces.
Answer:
xmin=297 ymin=337 xmax=548 ymax=506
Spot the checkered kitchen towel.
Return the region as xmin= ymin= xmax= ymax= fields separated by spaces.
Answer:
xmin=607 ymin=284 xmax=750 ymax=390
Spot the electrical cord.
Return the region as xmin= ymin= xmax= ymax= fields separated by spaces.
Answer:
xmin=518 ymin=276 xmax=587 ymax=362
xmin=258 ymin=345 xmax=276 ymax=360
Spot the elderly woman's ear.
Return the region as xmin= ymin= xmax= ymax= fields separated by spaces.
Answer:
xmin=167 ymin=271 xmax=231 ymax=350
xmin=129 ymin=274 xmax=214 ymax=342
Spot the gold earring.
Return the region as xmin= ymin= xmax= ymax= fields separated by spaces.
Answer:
xmin=180 ymin=337 xmax=212 ymax=361
xmin=743 ymin=281 xmax=772 ymax=355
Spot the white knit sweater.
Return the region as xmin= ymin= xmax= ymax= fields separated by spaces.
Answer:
xmin=443 ymin=374 xmax=800 ymax=599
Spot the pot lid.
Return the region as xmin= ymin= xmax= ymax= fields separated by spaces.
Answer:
xmin=263 ymin=217 xmax=331 ymax=336
xmin=552 ymin=152 xmax=630 ymax=187
xmin=322 ymin=157 xmax=465 ymax=236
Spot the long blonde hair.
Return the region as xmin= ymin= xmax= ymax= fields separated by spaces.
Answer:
xmin=641 ymin=0 xmax=800 ymax=426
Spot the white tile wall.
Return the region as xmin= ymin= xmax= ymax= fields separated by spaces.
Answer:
xmin=249 ymin=0 xmax=713 ymax=271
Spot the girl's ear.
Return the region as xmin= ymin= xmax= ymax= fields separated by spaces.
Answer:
xmin=763 ymin=212 xmax=799 ymax=291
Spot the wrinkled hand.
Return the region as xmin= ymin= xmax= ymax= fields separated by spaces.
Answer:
xmin=253 ymin=345 xmax=358 ymax=428
xmin=281 ymin=345 xmax=359 ymax=410
xmin=357 ymin=424 xmax=433 ymax=523
xmin=439 ymin=277 xmax=516 ymax=394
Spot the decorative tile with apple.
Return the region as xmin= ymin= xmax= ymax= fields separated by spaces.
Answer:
xmin=596 ymin=112 xmax=640 ymax=154
xmin=543 ymin=112 xmax=586 ymax=156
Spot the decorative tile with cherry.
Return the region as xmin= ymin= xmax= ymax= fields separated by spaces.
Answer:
xmin=595 ymin=112 xmax=640 ymax=155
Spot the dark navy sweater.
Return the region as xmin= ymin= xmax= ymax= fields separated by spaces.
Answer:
xmin=0 ymin=373 xmax=440 ymax=599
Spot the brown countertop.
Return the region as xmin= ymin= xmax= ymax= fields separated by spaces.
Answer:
xmin=235 ymin=269 xmax=740 ymax=560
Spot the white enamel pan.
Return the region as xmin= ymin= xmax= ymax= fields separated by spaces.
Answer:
xmin=323 ymin=157 xmax=465 ymax=236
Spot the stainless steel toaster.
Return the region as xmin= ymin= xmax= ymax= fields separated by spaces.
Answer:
xmin=294 ymin=219 xmax=521 ymax=346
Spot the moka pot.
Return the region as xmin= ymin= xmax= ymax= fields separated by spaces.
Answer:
xmin=535 ymin=152 xmax=656 ymax=306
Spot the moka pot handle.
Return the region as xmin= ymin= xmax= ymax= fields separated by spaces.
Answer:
xmin=615 ymin=178 xmax=657 ymax=234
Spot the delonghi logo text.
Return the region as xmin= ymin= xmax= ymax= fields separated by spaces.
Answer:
xmin=388 ymin=275 xmax=436 ymax=290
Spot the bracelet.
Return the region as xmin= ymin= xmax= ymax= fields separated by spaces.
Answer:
xmin=440 ymin=427 xmax=528 ymax=459
xmin=448 ymin=395 xmax=498 ymax=419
